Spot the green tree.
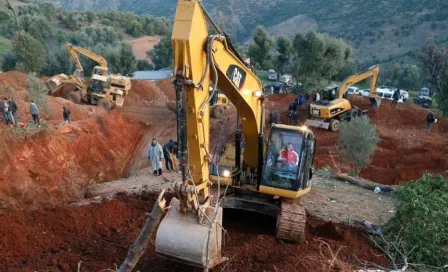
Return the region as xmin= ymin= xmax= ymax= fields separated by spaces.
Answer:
xmin=275 ymin=36 xmax=292 ymax=75
xmin=27 ymin=72 xmax=50 ymax=113
xmin=149 ymin=35 xmax=172 ymax=70
xmin=1 ymin=51 xmax=17 ymax=71
xmin=291 ymin=31 xmax=352 ymax=90
xmin=418 ymin=43 xmax=448 ymax=93
xmin=86 ymin=11 xmax=95 ymax=23
xmin=382 ymin=173 xmax=448 ymax=268
xmin=248 ymin=26 xmax=274 ymax=69
xmin=136 ymin=60 xmax=154 ymax=71
xmin=13 ymin=33 xmax=46 ymax=73
xmin=40 ymin=45 xmax=72 ymax=76
xmin=116 ymin=42 xmax=137 ymax=76
xmin=336 ymin=116 xmax=380 ymax=175
xmin=437 ymin=72 xmax=448 ymax=116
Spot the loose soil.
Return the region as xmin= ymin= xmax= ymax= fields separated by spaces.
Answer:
xmin=0 ymin=193 xmax=390 ymax=272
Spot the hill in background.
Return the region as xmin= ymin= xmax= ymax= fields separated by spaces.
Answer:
xmin=47 ymin=0 xmax=448 ymax=62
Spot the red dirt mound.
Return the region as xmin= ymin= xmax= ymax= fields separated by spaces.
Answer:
xmin=127 ymin=80 xmax=170 ymax=106
xmin=0 ymin=194 xmax=390 ymax=272
xmin=157 ymin=78 xmax=176 ymax=101
xmin=0 ymin=72 xmax=148 ymax=210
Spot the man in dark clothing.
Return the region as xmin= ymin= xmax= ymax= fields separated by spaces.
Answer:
xmin=391 ymin=89 xmax=400 ymax=107
xmin=8 ymin=98 xmax=18 ymax=126
xmin=426 ymin=112 xmax=436 ymax=132
xmin=63 ymin=106 xmax=71 ymax=124
xmin=312 ymin=91 xmax=317 ymax=102
xmin=163 ymin=139 xmax=176 ymax=171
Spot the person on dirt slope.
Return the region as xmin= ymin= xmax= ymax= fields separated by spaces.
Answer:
xmin=2 ymin=100 xmax=10 ymax=125
xmin=63 ymin=106 xmax=71 ymax=124
xmin=148 ymin=138 xmax=163 ymax=176
xmin=391 ymin=88 xmax=400 ymax=107
xmin=8 ymin=97 xmax=17 ymax=126
xmin=163 ymin=139 xmax=176 ymax=172
xmin=426 ymin=112 xmax=437 ymax=132
xmin=29 ymin=101 xmax=40 ymax=127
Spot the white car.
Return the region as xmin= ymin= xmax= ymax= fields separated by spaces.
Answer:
xmin=359 ymin=89 xmax=370 ymax=96
xmin=279 ymin=74 xmax=293 ymax=85
xmin=268 ymin=69 xmax=277 ymax=81
xmin=345 ymin=86 xmax=359 ymax=95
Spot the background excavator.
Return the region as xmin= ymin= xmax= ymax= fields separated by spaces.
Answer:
xmin=306 ymin=65 xmax=380 ymax=131
xmin=47 ymin=43 xmax=131 ymax=110
xmin=155 ymin=0 xmax=316 ymax=269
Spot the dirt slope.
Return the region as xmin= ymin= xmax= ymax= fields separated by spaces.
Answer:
xmin=0 ymin=72 xmax=150 ymax=210
xmin=0 ymin=193 xmax=390 ymax=272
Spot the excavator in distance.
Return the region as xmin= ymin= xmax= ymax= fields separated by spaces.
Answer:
xmin=155 ymin=0 xmax=316 ymax=269
xmin=47 ymin=43 xmax=131 ymax=110
xmin=306 ymin=65 xmax=381 ymax=132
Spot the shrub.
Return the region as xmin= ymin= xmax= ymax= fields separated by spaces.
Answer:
xmin=27 ymin=73 xmax=50 ymax=113
xmin=382 ymin=173 xmax=448 ymax=268
xmin=336 ymin=115 xmax=380 ymax=175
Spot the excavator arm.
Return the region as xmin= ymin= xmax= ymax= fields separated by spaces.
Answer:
xmin=66 ymin=42 xmax=108 ymax=75
xmin=155 ymin=0 xmax=264 ymax=268
xmin=338 ymin=65 xmax=381 ymax=107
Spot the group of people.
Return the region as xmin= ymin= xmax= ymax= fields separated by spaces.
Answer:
xmin=1 ymin=98 xmax=18 ymax=126
xmin=147 ymin=138 xmax=178 ymax=176
xmin=0 ymin=98 xmax=73 ymax=128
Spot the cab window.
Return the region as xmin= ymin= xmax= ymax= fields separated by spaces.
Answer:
xmin=261 ymin=128 xmax=305 ymax=190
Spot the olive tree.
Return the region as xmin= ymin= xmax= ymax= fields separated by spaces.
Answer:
xmin=336 ymin=116 xmax=380 ymax=175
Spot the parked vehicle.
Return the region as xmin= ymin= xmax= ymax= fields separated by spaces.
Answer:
xmin=271 ymin=81 xmax=287 ymax=94
xmin=420 ymin=87 xmax=434 ymax=97
xmin=359 ymin=89 xmax=370 ymax=96
xmin=399 ymin=90 xmax=409 ymax=101
xmin=268 ymin=69 xmax=277 ymax=81
xmin=414 ymin=95 xmax=433 ymax=108
xmin=345 ymin=86 xmax=359 ymax=95
xmin=279 ymin=74 xmax=293 ymax=85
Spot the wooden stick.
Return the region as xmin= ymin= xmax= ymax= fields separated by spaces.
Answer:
xmin=333 ymin=173 xmax=396 ymax=193
xmin=118 ymin=190 xmax=167 ymax=272
xmin=328 ymin=151 xmax=341 ymax=174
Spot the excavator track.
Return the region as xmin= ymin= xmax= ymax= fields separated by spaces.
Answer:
xmin=276 ymin=199 xmax=306 ymax=242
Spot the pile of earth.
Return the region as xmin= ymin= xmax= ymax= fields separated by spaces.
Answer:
xmin=0 ymin=193 xmax=390 ymax=272
xmin=0 ymin=71 xmax=148 ymax=210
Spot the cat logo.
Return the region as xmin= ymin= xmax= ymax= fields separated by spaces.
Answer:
xmin=226 ymin=65 xmax=247 ymax=90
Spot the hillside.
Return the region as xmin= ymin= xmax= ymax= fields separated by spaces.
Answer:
xmin=49 ymin=0 xmax=448 ymax=61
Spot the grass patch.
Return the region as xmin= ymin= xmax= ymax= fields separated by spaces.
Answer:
xmin=0 ymin=36 xmax=12 ymax=54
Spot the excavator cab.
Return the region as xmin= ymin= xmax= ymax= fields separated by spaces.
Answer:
xmin=261 ymin=124 xmax=315 ymax=195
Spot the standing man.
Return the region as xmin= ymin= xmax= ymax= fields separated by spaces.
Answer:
xmin=315 ymin=91 xmax=321 ymax=102
xmin=391 ymin=88 xmax=400 ymax=107
xmin=312 ymin=91 xmax=317 ymax=102
xmin=148 ymin=138 xmax=163 ymax=176
xmin=426 ymin=112 xmax=437 ymax=133
xmin=163 ymin=139 xmax=176 ymax=172
xmin=29 ymin=100 xmax=40 ymax=127
xmin=2 ymin=100 xmax=10 ymax=125
xmin=8 ymin=97 xmax=18 ymax=126
xmin=63 ymin=106 xmax=71 ymax=124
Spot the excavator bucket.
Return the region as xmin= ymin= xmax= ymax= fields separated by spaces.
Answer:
xmin=47 ymin=74 xmax=68 ymax=92
xmin=155 ymin=198 xmax=226 ymax=269
xmin=369 ymin=96 xmax=382 ymax=109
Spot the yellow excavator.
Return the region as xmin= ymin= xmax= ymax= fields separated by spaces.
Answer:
xmin=47 ymin=43 xmax=131 ymax=110
xmin=306 ymin=65 xmax=381 ymax=131
xmin=155 ymin=0 xmax=316 ymax=269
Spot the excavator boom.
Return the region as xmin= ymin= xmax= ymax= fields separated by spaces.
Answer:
xmin=66 ymin=42 xmax=108 ymax=75
xmin=338 ymin=65 xmax=381 ymax=108
xmin=155 ymin=0 xmax=315 ymax=269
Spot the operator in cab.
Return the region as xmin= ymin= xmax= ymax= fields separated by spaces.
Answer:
xmin=278 ymin=142 xmax=299 ymax=170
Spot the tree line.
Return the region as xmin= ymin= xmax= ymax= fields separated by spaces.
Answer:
xmin=0 ymin=2 xmax=172 ymax=77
